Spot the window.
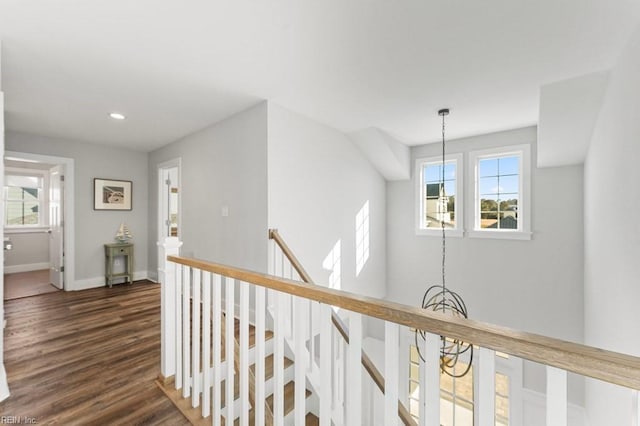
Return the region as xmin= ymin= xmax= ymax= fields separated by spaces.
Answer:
xmin=416 ymin=154 xmax=463 ymax=236
xmin=408 ymin=345 xmax=513 ymax=426
xmin=468 ymin=145 xmax=531 ymax=240
xmin=4 ymin=174 xmax=44 ymax=227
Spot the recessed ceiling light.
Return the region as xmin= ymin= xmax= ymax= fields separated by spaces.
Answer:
xmin=109 ymin=112 xmax=126 ymax=120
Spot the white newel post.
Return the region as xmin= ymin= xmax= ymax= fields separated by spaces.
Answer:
xmin=158 ymin=236 xmax=183 ymax=379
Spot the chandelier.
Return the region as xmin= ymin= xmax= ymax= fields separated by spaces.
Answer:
xmin=415 ymin=108 xmax=473 ymax=378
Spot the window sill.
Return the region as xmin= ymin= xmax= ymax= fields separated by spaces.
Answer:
xmin=467 ymin=229 xmax=532 ymax=241
xmin=416 ymin=228 xmax=464 ymax=238
xmin=4 ymin=227 xmax=49 ymax=235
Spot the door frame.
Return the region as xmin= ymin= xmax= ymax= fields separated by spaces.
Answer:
xmin=5 ymin=151 xmax=75 ymax=290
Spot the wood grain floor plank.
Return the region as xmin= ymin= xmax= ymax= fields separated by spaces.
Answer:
xmin=0 ymin=281 xmax=188 ymax=425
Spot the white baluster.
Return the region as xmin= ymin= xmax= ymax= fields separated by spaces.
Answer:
xmin=421 ymin=332 xmax=440 ymax=426
xmin=192 ymin=269 xmax=201 ymax=408
xmin=274 ymin=291 xmax=285 ymax=426
xmin=385 ymin=322 xmax=399 ymax=426
xmin=202 ymin=272 xmax=211 ymax=418
xmin=225 ymin=278 xmax=235 ymax=424
xmin=319 ymin=303 xmax=332 ymax=426
xmin=159 ymin=238 xmax=182 ymax=380
xmin=346 ymin=311 xmax=362 ymax=425
xmin=239 ymin=282 xmax=249 ymax=426
xmin=212 ymin=274 xmax=222 ymax=426
xmin=478 ymin=347 xmax=496 ymax=426
xmin=182 ymin=266 xmax=191 ymax=399
xmin=175 ymin=264 xmax=183 ymax=390
xmin=633 ymin=390 xmax=639 ymax=426
xmin=546 ymin=366 xmax=567 ymax=426
xmin=294 ymin=297 xmax=307 ymax=425
xmin=255 ymin=286 xmax=266 ymax=425
xmin=309 ymin=302 xmax=315 ymax=371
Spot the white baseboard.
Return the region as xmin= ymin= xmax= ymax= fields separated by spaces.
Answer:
xmin=70 ymin=271 xmax=151 ymax=291
xmin=4 ymin=262 xmax=49 ymax=274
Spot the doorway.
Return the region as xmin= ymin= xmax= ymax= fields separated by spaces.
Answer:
xmin=3 ymin=151 xmax=75 ymax=298
xmin=157 ymin=158 xmax=181 ymax=278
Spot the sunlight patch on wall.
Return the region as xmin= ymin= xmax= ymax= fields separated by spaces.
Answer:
xmin=322 ymin=239 xmax=341 ymax=290
xmin=356 ymin=200 xmax=370 ymax=276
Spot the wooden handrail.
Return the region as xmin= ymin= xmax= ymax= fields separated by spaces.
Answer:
xmin=269 ymin=229 xmax=415 ymax=425
xmin=167 ymin=254 xmax=640 ymax=392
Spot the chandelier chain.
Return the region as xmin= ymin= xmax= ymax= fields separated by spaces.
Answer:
xmin=441 ymin=110 xmax=446 ymax=302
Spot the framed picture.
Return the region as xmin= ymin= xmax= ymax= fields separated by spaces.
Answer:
xmin=94 ymin=178 xmax=132 ymax=210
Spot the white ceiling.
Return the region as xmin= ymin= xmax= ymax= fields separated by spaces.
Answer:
xmin=1 ymin=1 xmax=639 ymax=152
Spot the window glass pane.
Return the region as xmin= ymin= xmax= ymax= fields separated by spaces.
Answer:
xmin=496 ymin=395 xmax=509 ymax=425
xmin=410 ymin=345 xmax=420 ymax=364
xmin=499 ymin=175 xmax=519 ymax=194
xmin=497 ymin=156 xmax=519 ymax=175
xmin=409 ymin=380 xmax=419 ymax=396
xmin=5 ymin=200 xmax=40 ymax=225
xmin=410 ymin=364 xmax=419 ymax=380
xmin=479 ymin=177 xmax=499 ymax=196
xmin=479 ymin=158 xmax=498 ymax=177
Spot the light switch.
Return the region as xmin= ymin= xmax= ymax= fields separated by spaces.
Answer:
xmin=221 ymin=205 xmax=229 ymax=217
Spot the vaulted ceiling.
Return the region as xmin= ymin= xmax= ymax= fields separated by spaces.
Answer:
xmin=1 ymin=1 xmax=639 ymax=152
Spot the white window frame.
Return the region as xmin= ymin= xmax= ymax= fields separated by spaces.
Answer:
xmin=415 ymin=153 xmax=464 ymax=237
xmin=467 ymin=145 xmax=531 ymax=240
xmin=4 ymin=168 xmax=49 ymax=230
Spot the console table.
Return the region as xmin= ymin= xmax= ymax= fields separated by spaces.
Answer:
xmin=104 ymin=243 xmax=133 ymax=287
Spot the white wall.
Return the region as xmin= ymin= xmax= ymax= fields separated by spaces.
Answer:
xmin=148 ymin=102 xmax=269 ymax=275
xmin=5 ymin=131 xmax=149 ymax=289
xmin=386 ymin=126 xmax=585 ymax=402
xmin=584 ymin=25 xmax=640 ymax=426
xmin=267 ymin=103 xmax=387 ymax=301
xmin=0 ymin=51 xmax=10 ymax=401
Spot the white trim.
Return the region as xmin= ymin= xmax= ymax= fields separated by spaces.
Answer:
xmin=467 ymin=230 xmax=532 ymax=241
xmin=4 ymin=262 xmax=50 ymax=274
xmin=72 ymin=270 xmax=150 ymax=291
xmin=4 ymin=226 xmax=49 ymax=234
xmin=467 ymin=144 xmax=532 ymax=240
xmin=415 ymin=152 xmax=464 ymax=237
xmin=5 ymin=151 xmax=75 ymax=291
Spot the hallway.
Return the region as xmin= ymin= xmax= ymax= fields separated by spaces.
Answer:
xmin=0 ymin=281 xmax=187 ymax=425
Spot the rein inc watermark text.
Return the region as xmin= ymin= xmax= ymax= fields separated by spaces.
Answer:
xmin=0 ymin=416 xmax=37 ymax=424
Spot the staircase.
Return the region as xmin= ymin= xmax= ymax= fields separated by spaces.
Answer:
xmin=156 ymin=312 xmax=319 ymax=425
xmin=157 ymin=233 xmax=640 ymax=426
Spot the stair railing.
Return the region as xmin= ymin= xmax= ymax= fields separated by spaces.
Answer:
xmin=160 ymin=251 xmax=640 ymax=426
xmin=269 ymin=228 xmax=416 ymax=425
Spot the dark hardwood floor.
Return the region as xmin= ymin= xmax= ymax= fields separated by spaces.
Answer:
xmin=0 ymin=281 xmax=188 ymax=425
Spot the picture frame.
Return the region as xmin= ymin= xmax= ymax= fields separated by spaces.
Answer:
xmin=94 ymin=178 xmax=132 ymax=211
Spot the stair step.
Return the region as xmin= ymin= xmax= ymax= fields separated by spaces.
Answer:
xmin=265 ymin=381 xmax=312 ymax=418
xmin=220 ymin=354 xmax=294 ymax=406
xmin=249 ymin=353 xmax=294 ymax=381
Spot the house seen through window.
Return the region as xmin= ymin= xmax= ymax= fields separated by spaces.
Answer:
xmin=4 ymin=174 xmax=43 ymax=226
xmin=417 ymin=154 xmax=462 ymax=235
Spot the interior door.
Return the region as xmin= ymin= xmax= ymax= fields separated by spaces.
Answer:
xmin=49 ymin=165 xmax=64 ymax=289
